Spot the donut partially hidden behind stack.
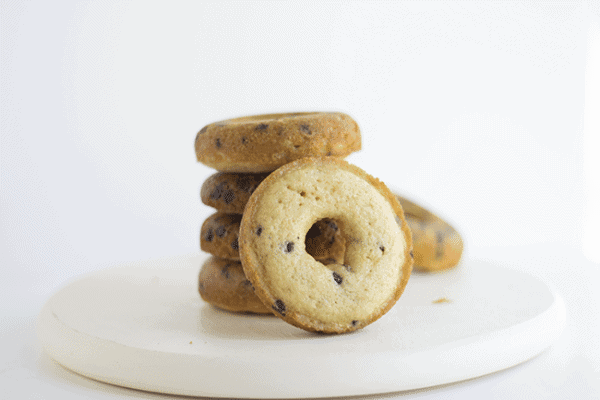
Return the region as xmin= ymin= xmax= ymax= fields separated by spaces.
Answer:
xmin=195 ymin=112 xmax=362 ymax=314
xmin=395 ymin=195 xmax=464 ymax=273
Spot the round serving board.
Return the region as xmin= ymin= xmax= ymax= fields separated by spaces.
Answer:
xmin=38 ymin=253 xmax=565 ymax=398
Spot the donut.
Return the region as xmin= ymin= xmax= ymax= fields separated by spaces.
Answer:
xmin=201 ymin=171 xmax=270 ymax=214
xmin=395 ymin=195 xmax=463 ymax=272
xmin=393 ymin=195 xmax=436 ymax=221
xmin=194 ymin=112 xmax=361 ymax=173
xmin=200 ymin=213 xmax=242 ymax=261
xmin=239 ymin=157 xmax=413 ymax=334
xmin=198 ymin=256 xmax=271 ymax=314
xmin=198 ymin=256 xmax=350 ymax=315
xmin=201 ymin=212 xmax=346 ymax=262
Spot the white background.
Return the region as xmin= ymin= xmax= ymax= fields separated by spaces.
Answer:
xmin=1 ymin=1 xmax=599 ymax=399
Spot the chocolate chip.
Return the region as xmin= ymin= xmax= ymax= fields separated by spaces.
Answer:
xmin=198 ymin=282 xmax=204 ymax=292
xmin=236 ymin=174 xmax=267 ymax=193
xmin=255 ymin=123 xmax=268 ymax=131
xmin=435 ymin=248 xmax=444 ymax=259
xmin=223 ymin=189 xmax=235 ymax=204
xmin=284 ymin=241 xmax=294 ymax=253
xmin=435 ymin=232 xmax=444 ymax=259
xmin=215 ymin=226 xmax=226 ymax=237
xmin=256 ymin=225 xmax=263 ymax=236
xmin=332 ymin=272 xmax=343 ymax=284
xmin=210 ymin=182 xmax=226 ymax=200
xmin=241 ymin=137 xmax=247 ymax=144
xmin=221 ymin=264 xmax=230 ymax=279
xmin=410 ymin=250 xmax=414 ymax=258
xmin=351 ymin=320 xmax=358 ymax=326
xmin=236 ymin=176 xmax=252 ymax=192
xmin=231 ymin=238 xmax=239 ymax=250
xmin=326 ymin=151 xmax=332 ymax=156
xmin=379 ymin=245 xmax=385 ymax=253
xmin=243 ymin=279 xmax=253 ymax=287
xmin=205 ymin=228 xmax=214 ymax=242
xmin=215 ymin=138 xmax=221 ymax=148
xmin=272 ymin=299 xmax=286 ymax=315
xmin=300 ymin=124 xmax=311 ymax=135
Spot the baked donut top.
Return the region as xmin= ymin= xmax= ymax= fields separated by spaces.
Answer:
xmin=194 ymin=112 xmax=361 ymax=172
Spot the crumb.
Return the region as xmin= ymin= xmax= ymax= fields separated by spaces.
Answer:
xmin=189 ymin=341 xmax=193 ymax=344
xmin=433 ymin=297 xmax=451 ymax=304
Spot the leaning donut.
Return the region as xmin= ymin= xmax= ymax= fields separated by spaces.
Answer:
xmin=239 ymin=157 xmax=413 ymax=333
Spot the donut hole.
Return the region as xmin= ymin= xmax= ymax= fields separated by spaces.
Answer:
xmin=305 ymin=218 xmax=347 ymax=266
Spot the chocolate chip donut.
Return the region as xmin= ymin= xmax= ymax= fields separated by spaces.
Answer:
xmin=395 ymin=195 xmax=464 ymax=272
xmin=201 ymin=172 xmax=270 ymax=214
xmin=201 ymin=212 xmax=346 ymax=262
xmin=239 ymin=157 xmax=413 ymax=334
xmin=194 ymin=112 xmax=361 ymax=173
xmin=198 ymin=256 xmax=271 ymax=314
xmin=201 ymin=213 xmax=243 ymax=261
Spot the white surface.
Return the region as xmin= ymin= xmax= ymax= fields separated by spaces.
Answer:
xmin=1 ymin=244 xmax=598 ymax=399
xmin=37 ymin=253 xmax=564 ymax=399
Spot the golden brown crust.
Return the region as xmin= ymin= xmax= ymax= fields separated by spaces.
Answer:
xmin=194 ymin=112 xmax=361 ymax=172
xmin=394 ymin=195 xmax=437 ymax=221
xmin=198 ymin=256 xmax=271 ymax=314
xmin=404 ymin=215 xmax=463 ymax=272
xmin=395 ymin=195 xmax=464 ymax=272
xmin=201 ymin=171 xmax=270 ymax=214
xmin=239 ymin=157 xmax=413 ymax=334
xmin=200 ymin=212 xmax=242 ymax=261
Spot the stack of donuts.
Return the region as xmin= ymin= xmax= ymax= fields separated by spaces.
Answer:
xmin=194 ymin=112 xmax=463 ymax=334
